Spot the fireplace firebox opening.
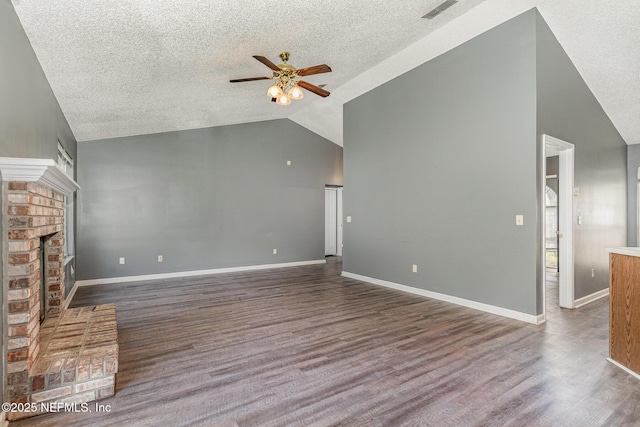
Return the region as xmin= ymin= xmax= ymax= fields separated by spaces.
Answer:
xmin=39 ymin=234 xmax=53 ymax=323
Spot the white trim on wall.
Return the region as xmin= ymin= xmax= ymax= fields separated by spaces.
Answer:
xmin=336 ymin=187 xmax=344 ymax=257
xmin=637 ymin=167 xmax=640 ymax=246
xmin=75 ymin=260 xmax=327 ymax=287
xmin=574 ymin=288 xmax=609 ymax=308
xmin=64 ymin=282 xmax=79 ymax=310
xmin=607 ymin=358 xmax=640 ymax=381
xmin=542 ymin=135 xmax=575 ymax=311
xmin=1 ymin=411 xmax=7 ymax=427
xmin=341 ymin=271 xmax=545 ymax=325
xmin=0 ymin=157 xmax=80 ymax=197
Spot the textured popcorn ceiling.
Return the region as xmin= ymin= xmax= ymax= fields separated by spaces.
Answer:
xmin=10 ymin=0 xmax=485 ymax=142
xmin=10 ymin=0 xmax=640 ymax=146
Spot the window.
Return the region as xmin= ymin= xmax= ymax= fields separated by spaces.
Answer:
xmin=57 ymin=143 xmax=73 ymax=177
xmin=57 ymin=142 xmax=75 ymax=260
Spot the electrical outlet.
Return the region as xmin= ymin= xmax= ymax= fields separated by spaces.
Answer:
xmin=158 ymin=255 xmax=163 ymax=263
xmin=286 ymin=160 xmax=291 ymax=166
xmin=119 ymin=257 xmax=125 ymax=265
xmin=412 ymin=264 xmax=418 ymax=273
xmin=591 ymin=268 xmax=595 ymax=278
xmin=515 ymin=215 xmax=524 ymax=226
xmin=273 ymin=248 xmax=277 ymax=255
xmin=347 ymin=216 xmax=352 ymax=223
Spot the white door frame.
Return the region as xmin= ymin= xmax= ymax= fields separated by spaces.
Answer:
xmin=336 ymin=188 xmax=343 ymax=256
xmin=325 ymin=188 xmax=338 ymax=256
xmin=637 ymin=167 xmax=640 ymax=246
xmin=542 ymin=134 xmax=575 ymax=314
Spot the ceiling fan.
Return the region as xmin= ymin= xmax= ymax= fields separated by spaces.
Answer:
xmin=230 ymin=52 xmax=332 ymax=106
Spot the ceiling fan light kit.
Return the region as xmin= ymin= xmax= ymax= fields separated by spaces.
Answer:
xmin=276 ymin=93 xmax=292 ymax=106
xmin=231 ymin=52 xmax=331 ymax=106
xmin=288 ymin=85 xmax=304 ymax=100
xmin=267 ymin=85 xmax=283 ymax=98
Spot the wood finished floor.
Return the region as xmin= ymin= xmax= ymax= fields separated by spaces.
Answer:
xmin=12 ymin=258 xmax=640 ymax=426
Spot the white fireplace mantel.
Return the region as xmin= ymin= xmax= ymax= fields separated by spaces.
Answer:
xmin=0 ymin=157 xmax=80 ymax=197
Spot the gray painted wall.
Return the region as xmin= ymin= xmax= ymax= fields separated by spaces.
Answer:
xmin=0 ymin=1 xmax=76 ymax=161
xmin=77 ymin=119 xmax=343 ymax=280
xmin=536 ymin=12 xmax=627 ymax=300
xmin=343 ymin=8 xmax=627 ymax=316
xmin=344 ymin=12 xmax=539 ymax=315
xmin=1 ymin=1 xmax=77 ymax=407
xmin=627 ymin=144 xmax=640 ymax=246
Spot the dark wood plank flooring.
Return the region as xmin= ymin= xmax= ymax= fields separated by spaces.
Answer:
xmin=12 ymin=258 xmax=640 ymax=426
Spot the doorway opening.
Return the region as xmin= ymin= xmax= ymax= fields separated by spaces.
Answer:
xmin=545 ymin=179 xmax=559 ymax=307
xmin=542 ymin=134 xmax=575 ymax=319
xmin=325 ymin=186 xmax=343 ymax=257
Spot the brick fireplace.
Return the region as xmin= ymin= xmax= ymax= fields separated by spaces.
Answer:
xmin=1 ymin=158 xmax=118 ymax=421
xmin=5 ymin=180 xmax=66 ymax=386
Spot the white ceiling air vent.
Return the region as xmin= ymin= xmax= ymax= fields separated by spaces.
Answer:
xmin=422 ymin=0 xmax=458 ymax=19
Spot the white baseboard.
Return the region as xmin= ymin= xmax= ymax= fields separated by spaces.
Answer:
xmin=341 ymin=271 xmax=544 ymax=325
xmin=76 ymin=259 xmax=327 ymax=286
xmin=607 ymin=358 xmax=640 ymax=380
xmin=64 ymin=281 xmax=79 ymax=309
xmin=574 ymin=288 xmax=609 ymax=308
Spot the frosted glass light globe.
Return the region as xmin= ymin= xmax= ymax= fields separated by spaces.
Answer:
xmin=267 ymin=85 xmax=283 ymax=98
xmin=288 ymin=86 xmax=304 ymax=100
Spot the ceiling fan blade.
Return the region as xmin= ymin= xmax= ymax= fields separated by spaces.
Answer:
xmin=297 ymin=80 xmax=330 ymax=98
xmin=253 ymin=55 xmax=280 ymax=72
xmin=229 ymin=77 xmax=270 ymax=83
xmin=296 ymin=64 xmax=332 ymax=76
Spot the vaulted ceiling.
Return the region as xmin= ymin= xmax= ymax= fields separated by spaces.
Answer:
xmin=11 ymin=0 xmax=640 ymax=146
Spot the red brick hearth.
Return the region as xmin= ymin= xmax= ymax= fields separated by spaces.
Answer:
xmin=1 ymin=158 xmax=119 ymax=421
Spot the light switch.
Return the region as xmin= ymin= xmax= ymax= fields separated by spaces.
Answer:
xmin=158 ymin=255 xmax=163 ymax=262
xmin=515 ymin=215 xmax=524 ymax=226
xmin=573 ymin=187 xmax=580 ymax=197
xmin=119 ymin=257 xmax=125 ymax=265
xmin=286 ymin=160 xmax=291 ymax=166
xmin=273 ymin=248 xmax=277 ymax=254
xmin=346 ymin=216 xmax=352 ymax=223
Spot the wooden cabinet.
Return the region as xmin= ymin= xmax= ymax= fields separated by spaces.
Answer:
xmin=609 ymin=250 xmax=640 ymax=377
